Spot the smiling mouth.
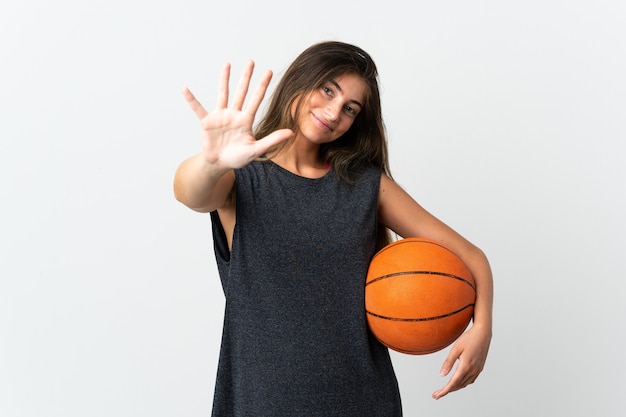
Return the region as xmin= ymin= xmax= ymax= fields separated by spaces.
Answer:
xmin=312 ymin=112 xmax=333 ymax=132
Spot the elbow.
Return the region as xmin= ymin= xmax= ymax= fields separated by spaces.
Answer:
xmin=172 ymin=181 xmax=208 ymax=212
xmin=173 ymin=179 xmax=188 ymax=206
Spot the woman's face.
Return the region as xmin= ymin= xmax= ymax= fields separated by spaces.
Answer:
xmin=294 ymin=73 xmax=367 ymax=145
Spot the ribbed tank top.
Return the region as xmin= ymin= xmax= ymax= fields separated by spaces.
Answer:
xmin=209 ymin=160 xmax=402 ymax=416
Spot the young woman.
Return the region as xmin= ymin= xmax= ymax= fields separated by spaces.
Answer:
xmin=174 ymin=41 xmax=493 ymax=417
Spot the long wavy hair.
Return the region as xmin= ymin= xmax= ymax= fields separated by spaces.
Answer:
xmin=254 ymin=41 xmax=394 ymax=249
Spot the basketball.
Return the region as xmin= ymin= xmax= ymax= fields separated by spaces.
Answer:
xmin=365 ymin=237 xmax=475 ymax=355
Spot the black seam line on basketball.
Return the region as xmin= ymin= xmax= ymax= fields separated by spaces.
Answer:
xmin=366 ymin=270 xmax=476 ymax=291
xmin=366 ymin=304 xmax=475 ymax=322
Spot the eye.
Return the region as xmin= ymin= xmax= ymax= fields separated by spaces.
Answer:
xmin=344 ymin=105 xmax=356 ymax=115
xmin=322 ymin=85 xmax=333 ymax=96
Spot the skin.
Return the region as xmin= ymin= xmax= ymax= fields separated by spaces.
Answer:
xmin=174 ymin=60 xmax=493 ymax=400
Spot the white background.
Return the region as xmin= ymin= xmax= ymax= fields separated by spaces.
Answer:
xmin=1 ymin=1 xmax=624 ymax=416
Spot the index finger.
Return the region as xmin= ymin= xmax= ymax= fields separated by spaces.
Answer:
xmin=216 ymin=62 xmax=231 ymax=109
xmin=432 ymin=360 xmax=477 ymax=400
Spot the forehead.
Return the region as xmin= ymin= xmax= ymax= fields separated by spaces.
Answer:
xmin=331 ymin=73 xmax=368 ymax=103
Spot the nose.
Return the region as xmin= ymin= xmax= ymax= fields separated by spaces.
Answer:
xmin=324 ymin=100 xmax=342 ymax=122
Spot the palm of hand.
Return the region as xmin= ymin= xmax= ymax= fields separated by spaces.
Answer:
xmin=198 ymin=107 xmax=260 ymax=169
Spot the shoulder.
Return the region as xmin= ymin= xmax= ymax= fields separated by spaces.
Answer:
xmin=350 ymin=163 xmax=382 ymax=185
xmin=378 ymin=173 xmax=414 ymax=208
xmin=235 ymin=160 xmax=271 ymax=181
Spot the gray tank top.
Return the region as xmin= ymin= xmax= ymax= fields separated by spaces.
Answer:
xmin=210 ymin=161 xmax=402 ymax=416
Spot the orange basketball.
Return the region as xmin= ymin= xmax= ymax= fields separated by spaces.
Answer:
xmin=365 ymin=237 xmax=475 ymax=355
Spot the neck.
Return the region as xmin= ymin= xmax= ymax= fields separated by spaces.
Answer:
xmin=271 ymin=137 xmax=328 ymax=178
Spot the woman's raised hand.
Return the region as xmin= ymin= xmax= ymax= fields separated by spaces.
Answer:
xmin=183 ymin=61 xmax=292 ymax=170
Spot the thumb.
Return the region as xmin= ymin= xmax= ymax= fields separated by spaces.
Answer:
xmin=251 ymin=129 xmax=293 ymax=156
xmin=440 ymin=346 xmax=460 ymax=376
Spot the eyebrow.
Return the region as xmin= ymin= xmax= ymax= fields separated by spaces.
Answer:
xmin=329 ymin=79 xmax=363 ymax=109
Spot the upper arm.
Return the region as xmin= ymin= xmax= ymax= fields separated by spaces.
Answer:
xmin=377 ymin=173 xmax=473 ymax=252
xmin=210 ymin=170 xmax=236 ymax=212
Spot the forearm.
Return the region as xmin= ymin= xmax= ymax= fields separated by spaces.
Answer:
xmin=173 ymin=153 xmax=234 ymax=212
xmin=464 ymin=247 xmax=493 ymax=332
